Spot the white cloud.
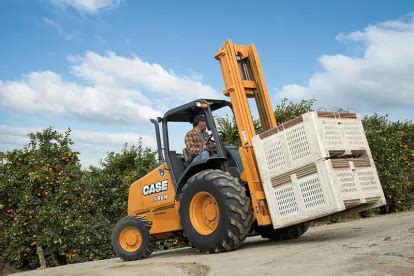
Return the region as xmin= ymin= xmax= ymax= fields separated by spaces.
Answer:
xmin=51 ymin=0 xmax=120 ymax=13
xmin=43 ymin=17 xmax=63 ymax=34
xmin=0 ymin=71 xmax=160 ymax=124
xmin=71 ymin=51 xmax=219 ymax=101
xmin=43 ymin=17 xmax=74 ymax=40
xmin=0 ymin=52 xmax=220 ymax=125
xmin=0 ymin=125 xmax=155 ymax=167
xmin=276 ymin=15 xmax=414 ymax=116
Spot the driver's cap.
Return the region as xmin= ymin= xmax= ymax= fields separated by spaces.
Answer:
xmin=192 ymin=113 xmax=206 ymax=126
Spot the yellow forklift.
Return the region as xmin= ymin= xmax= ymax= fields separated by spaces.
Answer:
xmin=111 ymin=40 xmax=381 ymax=260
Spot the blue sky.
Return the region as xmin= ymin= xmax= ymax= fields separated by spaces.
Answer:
xmin=1 ymin=0 xmax=414 ymax=166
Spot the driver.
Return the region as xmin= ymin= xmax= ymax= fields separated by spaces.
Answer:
xmin=185 ymin=113 xmax=215 ymax=162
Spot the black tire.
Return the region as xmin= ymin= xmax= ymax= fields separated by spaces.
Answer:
xmin=111 ymin=215 xmax=155 ymax=261
xmin=179 ymin=169 xmax=253 ymax=253
xmin=259 ymin=222 xmax=310 ymax=241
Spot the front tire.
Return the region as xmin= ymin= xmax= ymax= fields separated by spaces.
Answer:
xmin=179 ymin=170 xmax=253 ymax=253
xmin=111 ymin=215 xmax=155 ymax=260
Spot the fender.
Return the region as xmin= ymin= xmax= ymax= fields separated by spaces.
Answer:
xmin=175 ymin=157 xmax=227 ymax=199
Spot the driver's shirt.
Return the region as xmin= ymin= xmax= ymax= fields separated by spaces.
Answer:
xmin=185 ymin=128 xmax=212 ymax=158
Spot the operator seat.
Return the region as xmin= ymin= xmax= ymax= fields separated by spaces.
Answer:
xmin=182 ymin=148 xmax=193 ymax=167
xmin=183 ymin=148 xmax=190 ymax=162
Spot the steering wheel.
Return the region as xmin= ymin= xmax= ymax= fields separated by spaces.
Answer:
xmin=206 ymin=133 xmax=215 ymax=144
xmin=204 ymin=133 xmax=217 ymax=154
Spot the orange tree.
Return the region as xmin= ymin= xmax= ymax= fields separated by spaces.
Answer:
xmin=362 ymin=114 xmax=414 ymax=212
xmin=0 ymin=127 xmax=170 ymax=271
xmin=1 ymin=128 xmax=81 ymax=268
xmin=0 ymin=128 xmax=113 ymax=270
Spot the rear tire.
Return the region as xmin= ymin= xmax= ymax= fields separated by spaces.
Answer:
xmin=112 ymin=215 xmax=155 ymax=260
xmin=259 ymin=223 xmax=310 ymax=241
xmin=179 ymin=170 xmax=253 ymax=253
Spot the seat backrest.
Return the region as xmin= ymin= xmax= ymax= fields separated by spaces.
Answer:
xmin=182 ymin=148 xmax=190 ymax=161
xmin=168 ymin=151 xmax=186 ymax=180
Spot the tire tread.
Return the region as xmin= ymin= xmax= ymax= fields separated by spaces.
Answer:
xmin=111 ymin=215 xmax=155 ymax=261
xmin=180 ymin=169 xmax=253 ymax=253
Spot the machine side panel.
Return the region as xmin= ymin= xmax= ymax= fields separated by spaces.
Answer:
xmin=128 ymin=163 xmax=182 ymax=234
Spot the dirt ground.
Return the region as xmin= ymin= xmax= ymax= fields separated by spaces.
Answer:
xmin=12 ymin=211 xmax=414 ymax=276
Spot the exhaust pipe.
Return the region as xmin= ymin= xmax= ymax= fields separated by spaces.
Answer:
xmin=150 ymin=118 xmax=163 ymax=164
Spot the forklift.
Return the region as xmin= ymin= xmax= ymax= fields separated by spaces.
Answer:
xmin=111 ymin=40 xmax=319 ymax=260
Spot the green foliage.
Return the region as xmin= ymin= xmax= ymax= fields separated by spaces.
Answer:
xmin=0 ymin=128 xmax=90 ymax=269
xmin=0 ymin=129 xmax=156 ymax=271
xmin=362 ymin=114 xmax=414 ymax=213
xmin=274 ymin=98 xmax=315 ymax=124
xmin=216 ymin=115 xmax=240 ymax=146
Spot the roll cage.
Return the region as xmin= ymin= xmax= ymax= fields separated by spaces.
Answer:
xmin=150 ymin=99 xmax=237 ymax=196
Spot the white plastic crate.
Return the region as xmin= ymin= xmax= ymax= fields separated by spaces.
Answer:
xmin=252 ymin=111 xmax=372 ymax=180
xmin=263 ymin=158 xmax=385 ymax=229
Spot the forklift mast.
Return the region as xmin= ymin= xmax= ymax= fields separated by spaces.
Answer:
xmin=215 ymin=40 xmax=276 ymax=226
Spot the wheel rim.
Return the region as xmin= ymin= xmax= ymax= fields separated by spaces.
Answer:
xmin=119 ymin=226 xmax=142 ymax=252
xmin=190 ymin=191 xmax=219 ymax=235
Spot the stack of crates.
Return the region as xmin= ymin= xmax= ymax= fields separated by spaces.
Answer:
xmin=252 ymin=111 xmax=386 ymax=229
